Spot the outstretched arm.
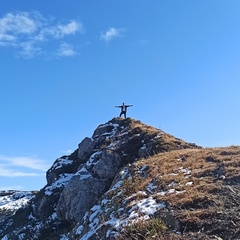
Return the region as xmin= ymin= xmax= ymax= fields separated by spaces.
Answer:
xmin=126 ymin=105 xmax=133 ymax=107
xmin=115 ymin=106 xmax=121 ymax=108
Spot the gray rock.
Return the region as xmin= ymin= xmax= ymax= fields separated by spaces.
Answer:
xmin=92 ymin=150 xmax=121 ymax=180
xmin=56 ymin=150 xmax=121 ymax=222
xmin=56 ymin=174 xmax=106 ymax=222
xmin=92 ymin=124 xmax=114 ymax=138
xmin=78 ymin=137 xmax=97 ymax=160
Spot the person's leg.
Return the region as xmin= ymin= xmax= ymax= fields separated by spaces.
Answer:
xmin=120 ymin=111 xmax=123 ymax=117
xmin=124 ymin=111 xmax=126 ymax=118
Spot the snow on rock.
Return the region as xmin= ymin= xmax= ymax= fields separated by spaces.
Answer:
xmin=185 ymin=181 xmax=193 ymax=186
xmin=0 ymin=191 xmax=34 ymax=211
xmin=52 ymin=158 xmax=73 ymax=170
xmin=45 ymin=173 xmax=74 ymax=196
xmin=75 ymin=166 xmax=93 ymax=180
xmin=129 ymin=196 xmax=166 ymax=216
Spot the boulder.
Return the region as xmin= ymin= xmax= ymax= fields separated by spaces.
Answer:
xmin=78 ymin=137 xmax=97 ymax=161
xmin=56 ymin=150 xmax=121 ymax=222
xmin=56 ymin=175 xmax=106 ymax=222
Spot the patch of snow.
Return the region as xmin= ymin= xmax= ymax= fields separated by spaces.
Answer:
xmin=104 ymin=195 xmax=166 ymax=237
xmin=52 ymin=158 xmax=73 ymax=170
xmin=45 ymin=173 xmax=74 ymax=196
xmin=28 ymin=212 xmax=35 ymax=220
xmin=106 ymin=229 xmax=112 ymax=238
xmin=32 ymin=222 xmax=42 ymax=231
xmin=169 ymin=167 xmax=192 ymax=178
xmin=60 ymin=234 xmax=69 ymax=240
xmin=124 ymin=191 xmax=147 ymax=203
xmin=167 ymin=189 xmax=175 ymax=194
xmin=168 ymin=181 xmax=175 ymax=188
xmin=169 ymin=173 xmax=178 ymax=176
xmin=176 ymin=190 xmax=186 ymax=194
xmin=101 ymin=198 xmax=109 ymax=205
xmin=157 ymin=188 xmax=186 ymax=196
xmin=140 ymin=165 xmax=148 ymax=172
xmin=75 ymin=167 xmax=92 ymax=181
xmin=0 ymin=191 xmax=34 ymax=211
xmin=146 ymin=182 xmax=157 ymax=193
xmin=107 ymin=140 xmax=121 ymax=149
xmin=185 ymin=181 xmax=193 ymax=186
xmin=89 ymin=217 xmax=99 ymax=230
xmin=109 ymin=124 xmax=119 ymax=137
xmin=76 ymin=225 xmax=83 ymax=234
xmin=117 ymin=207 xmax=124 ymax=213
xmin=154 ymin=134 xmax=161 ymax=139
xmin=89 ymin=205 xmax=101 ymax=222
xmin=18 ymin=233 xmax=25 ymax=240
xmin=86 ymin=151 xmax=101 ymax=168
xmin=140 ymin=144 xmax=147 ymax=150
xmin=50 ymin=212 xmax=58 ymax=220
xmin=97 ymin=123 xmax=108 ymax=129
xmin=80 ymin=217 xmax=100 ymax=240
xmin=110 ymin=168 xmax=129 ymax=191
xmin=178 ymin=167 xmax=191 ymax=175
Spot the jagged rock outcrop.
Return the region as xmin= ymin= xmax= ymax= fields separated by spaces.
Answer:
xmin=56 ymin=150 xmax=122 ymax=222
xmin=56 ymin=118 xmax=199 ymax=223
xmin=3 ymin=118 xmax=240 ymax=240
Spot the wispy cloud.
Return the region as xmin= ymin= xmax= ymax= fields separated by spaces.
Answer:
xmin=0 ymin=167 xmax=43 ymax=177
xmin=0 ymin=154 xmax=50 ymax=177
xmin=100 ymin=27 xmax=125 ymax=43
xmin=0 ymin=11 xmax=84 ymax=58
xmin=56 ymin=42 xmax=77 ymax=57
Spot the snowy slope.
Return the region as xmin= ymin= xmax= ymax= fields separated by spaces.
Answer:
xmin=0 ymin=191 xmax=34 ymax=211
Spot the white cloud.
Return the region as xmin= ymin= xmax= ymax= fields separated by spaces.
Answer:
xmin=56 ymin=42 xmax=77 ymax=57
xmin=56 ymin=21 xmax=83 ymax=38
xmin=100 ymin=27 xmax=125 ymax=43
xmin=0 ymin=12 xmax=39 ymax=35
xmin=0 ymin=33 xmax=16 ymax=42
xmin=0 ymin=167 xmax=43 ymax=177
xmin=0 ymin=154 xmax=50 ymax=171
xmin=0 ymin=11 xmax=84 ymax=58
xmin=18 ymin=41 xmax=43 ymax=58
xmin=0 ymin=154 xmax=50 ymax=178
xmin=34 ymin=20 xmax=84 ymax=41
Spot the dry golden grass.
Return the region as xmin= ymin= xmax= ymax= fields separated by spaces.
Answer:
xmin=120 ymin=146 xmax=240 ymax=236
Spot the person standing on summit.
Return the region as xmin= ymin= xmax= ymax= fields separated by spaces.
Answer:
xmin=115 ymin=103 xmax=133 ymax=118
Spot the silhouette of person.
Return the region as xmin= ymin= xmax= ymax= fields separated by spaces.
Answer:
xmin=115 ymin=103 xmax=133 ymax=118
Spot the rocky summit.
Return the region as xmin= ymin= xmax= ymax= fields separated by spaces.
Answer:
xmin=1 ymin=118 xmax=240 ymax=240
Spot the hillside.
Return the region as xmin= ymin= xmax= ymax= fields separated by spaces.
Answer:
xmin=0 ymin=118 xmax=240 ymax=240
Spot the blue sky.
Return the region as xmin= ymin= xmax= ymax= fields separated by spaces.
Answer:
xmin=1 ymin=1 xmax=240 ymax=190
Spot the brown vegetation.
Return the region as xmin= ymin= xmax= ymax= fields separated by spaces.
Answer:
xmin=119 ymin=146 xmax=240 ymax=239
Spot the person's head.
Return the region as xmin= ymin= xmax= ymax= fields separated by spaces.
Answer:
xmin=122 ymin=102 xmax=125 ymax=106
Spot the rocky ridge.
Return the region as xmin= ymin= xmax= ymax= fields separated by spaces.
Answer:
xmin=1 ymin=118 xmax=240 ymax=239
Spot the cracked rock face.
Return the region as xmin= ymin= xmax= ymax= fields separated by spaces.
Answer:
xmin=56 ymin=176 xmax=107 ymax=222
xmin=56 ymin=150 xmax=121 ymax=222
xmin=78 ymin=137 xmax=97 ymax=161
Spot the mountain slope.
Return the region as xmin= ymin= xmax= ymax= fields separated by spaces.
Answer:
xmin=1 ymin=118 xmax=240 ymax=240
